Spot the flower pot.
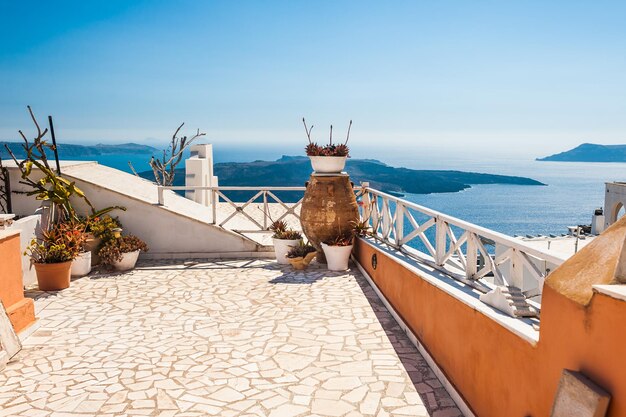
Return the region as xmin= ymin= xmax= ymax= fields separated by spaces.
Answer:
xmin=309 ymin=156 xmax=347 ymax=174
xmin=273 ymin=238 xmax=302 ymax=264
xmin=71 ymin=251 xmax=92 ymax=277
xmin=287 ymin=251 xmax=317 ymax=270
xmin=84 ymin=234 xmax=102 ymax=266
xmin=34 ymin=261 xmax=72 ymax=291
xmin=321 ymin=243 xmax=353 ymax=271
xmin=112 ymin=250 xmax=140 ymax=271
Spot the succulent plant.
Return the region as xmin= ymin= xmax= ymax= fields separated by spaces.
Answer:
xmin=303 ymin=118 xmax=352 ymax=157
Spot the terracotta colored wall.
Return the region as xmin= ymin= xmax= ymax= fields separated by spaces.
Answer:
xmin=355 ymin=240 xmax=626 ymax=417
xmin=0 ymin=231 xmax=35 ymax=333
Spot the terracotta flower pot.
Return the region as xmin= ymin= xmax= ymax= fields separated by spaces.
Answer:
xmin=84 ymin=234 xmax=102 ymax=266
xmin=273 ymin=238 xmax=302 ymax=264
xmin=300 ymin=175 xmax=359 ymax=262
xmin=34 ymin=261 xmax=72 ymax=291
xmin=112 ymin=250 xmax=140 ymax=271
xmin=287 ymin=251 xmax=317 ymax=270
xmin=309 ymin=156 xmax=347 ymax=174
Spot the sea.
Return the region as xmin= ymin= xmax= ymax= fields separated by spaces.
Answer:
xmin=68 ymin=147 xmax=626 ymax=238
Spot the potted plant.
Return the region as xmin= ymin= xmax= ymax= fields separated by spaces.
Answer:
xmin=25 ymin=222 xmax=86 ymax=291
xmin=83 ymin=215 xmax=123 ymax=266
xmin=321 ymin=232 xmax=355 ymax=271
xmin=286 ymin=242 xmax=317 ymax=270
xmin=270 ymin=220 xmax=303 ymax=264
xmin=303 ymin=118 xmax=352 ymax=174
xmin=99 ymin=235 xmax=148 ymax=271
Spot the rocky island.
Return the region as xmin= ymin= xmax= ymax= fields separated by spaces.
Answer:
xmin=537 ymin=143 xmax=626 ymax=162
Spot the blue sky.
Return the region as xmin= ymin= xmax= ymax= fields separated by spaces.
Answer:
xmin=1 ymin=1 xmax=625 ymax=158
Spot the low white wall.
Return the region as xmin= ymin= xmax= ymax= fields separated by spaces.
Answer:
xmin=7 ymin=215 xmax=41 ymax=287
xmin=6 ymin=163 xmax=262 ymax=259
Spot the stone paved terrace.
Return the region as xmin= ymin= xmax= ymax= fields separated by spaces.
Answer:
xmin=0 ymin=259 xmax=462 ymax=417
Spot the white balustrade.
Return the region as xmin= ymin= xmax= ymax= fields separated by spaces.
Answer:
xmin=360 ymin=187 xmax=566 ymax=301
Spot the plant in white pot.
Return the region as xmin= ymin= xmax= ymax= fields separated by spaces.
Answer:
xmin=321 ymin=232 xmax=354 ymax=271
xmin=270 ymin=220 xmax=303 ymax=265
xmin=303 ymin=118 xmax=352 ymax=174
xmin=99 ymin=235 xmax=148 ymax=272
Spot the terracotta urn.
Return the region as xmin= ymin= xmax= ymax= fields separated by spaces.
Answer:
xmin=34 ymin=261 xmax=72 ymax=291
xmin=300 ymin=174 xmax=359 ymax=262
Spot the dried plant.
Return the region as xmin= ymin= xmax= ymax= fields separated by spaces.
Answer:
xmin=0 ymin=156 xmax=10 ymax=213
xmin=302 ymin=118 xmax=352 ymax=157
xmin=5 ymin=106 xmax=94 ymax=222
xmin=130 ymin=123 xmax=205 ymax=186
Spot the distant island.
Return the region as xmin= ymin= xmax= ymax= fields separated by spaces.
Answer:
xmin=0 ymin=141 xmax=157 ymax=159
xmin=537 ymin=143 xmax=626 ymax=162
xmin=142 ymin=156 xmax=545 ymax=200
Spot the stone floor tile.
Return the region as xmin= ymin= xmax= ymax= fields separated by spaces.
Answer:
xmin=1 ymin=259 xmax=461 ymax=417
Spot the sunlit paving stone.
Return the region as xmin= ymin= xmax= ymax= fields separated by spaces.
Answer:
xmin=2 ymin=259 xmax=462 ymax=417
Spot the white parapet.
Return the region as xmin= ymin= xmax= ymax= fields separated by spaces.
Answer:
xmin=604 ymin=182 xmax=626 ymax=229
xmin=185 ymin=144 xmax=218 ymax=206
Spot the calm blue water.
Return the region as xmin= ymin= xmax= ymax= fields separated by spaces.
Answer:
xmin=78 ymin=147 xmax=626 ymax=238
xmin=382 ymin=156 xmax=625 ymax=237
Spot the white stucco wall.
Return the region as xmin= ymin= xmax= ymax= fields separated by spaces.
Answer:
xmin=6 ymin=162 xmax=264 ymax=259
xmin=6 ymin=215 xmax=41 ymax=287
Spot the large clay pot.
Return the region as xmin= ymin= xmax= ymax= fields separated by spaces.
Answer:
xmin=300 ymin=174 xmax=359 ymax=262
xmin=34 ymin=261 xmax=72 ymax=291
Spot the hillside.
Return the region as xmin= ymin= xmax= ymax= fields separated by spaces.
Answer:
xmin=0 ymin=141 xmax=157 ymax=159
xmin=537 ymin=143 xmax=626 ymax=162
xmin=143 ymin=156 xmax=545 ymax=201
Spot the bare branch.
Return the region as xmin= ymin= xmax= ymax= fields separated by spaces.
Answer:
xmin=344 ymin=120 xmax=352 ymax=145
xmin=302 ymin=118 xmax=314 ymax=144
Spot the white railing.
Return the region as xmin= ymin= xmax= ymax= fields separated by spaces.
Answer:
xmin=159 ymin=183 xmax=564 ymax=301
xmin=158 ymin=185 xmax=306 ymax=233
xmin=360 ymin=187 xmax=566 ymax=298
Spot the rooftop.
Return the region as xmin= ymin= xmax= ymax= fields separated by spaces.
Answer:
xmin=1 ymin=259 xmax=461 ymax=417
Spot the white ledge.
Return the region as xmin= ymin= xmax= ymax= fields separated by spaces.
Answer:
xmin=359 ymin=238 xmax=540 ymax=345
xmin=593 ymin=284 xmax=626 ymax=302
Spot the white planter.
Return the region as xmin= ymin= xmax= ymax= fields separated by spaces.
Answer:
xmin=112 ymin=250 xmax=140 ymax=271
xmin=273 ymin=238 xmax=302 ymax=264
xmin=321 ymin=243 xmax=353 ymax=271
xmin=309 ymin=156 xmax=347 ymax=174
xmin=71 ymin=251 xmax=92 ymax=277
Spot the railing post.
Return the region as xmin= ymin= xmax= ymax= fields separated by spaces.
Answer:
xmin=382 ymin=198 xmax=390 ymax=240
xmin=361 ymin=185 xmax=371 ymax=223
xmin=510 ymin=248 xmax=523 ymax=289
xmin=395 ymin=203 xmax=404 ymax=247
xmin=157 ymin=186 xmax=164 ymax=206
xmin=263 ymin=190 xmax=268 ymax=230
xmin=466 ymin=233 xmax=478 ymax=279
xmin=435 ymin=217 xmax=447 ymax=265
xmin=211 ymin=189 xmax=217 ymax=224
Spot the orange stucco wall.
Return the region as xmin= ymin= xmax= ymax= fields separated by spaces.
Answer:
xmin=355 ymin=239 xmax=626 ymax=417
xmin=0 ymin=231 xmax=35 ymax=333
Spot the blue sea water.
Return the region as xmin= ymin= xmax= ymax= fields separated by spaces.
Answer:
xmin=78 ymin=148 xmax=626 ymax=238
